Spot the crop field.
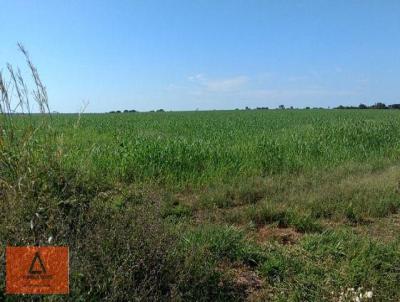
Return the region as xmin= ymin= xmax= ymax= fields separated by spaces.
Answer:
xmin=1 ymin=109 xmax=400 ymax=301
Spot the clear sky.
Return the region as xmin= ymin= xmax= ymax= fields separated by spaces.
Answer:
xmin=1 ymin=0 xmax=399 ymax=112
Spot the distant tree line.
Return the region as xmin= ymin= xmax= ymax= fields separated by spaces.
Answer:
xmin=109 ymin=109 xmax=168 ymax=113
xmin=335 ymin=102 xmax=400 ymax=110
xmin=109 ymin=109 xmax=137 ymax=113
xmin=108 ymin=102 xmax=400 ymax=113
xmin=247 ymin=102 xmax=400 ymax=110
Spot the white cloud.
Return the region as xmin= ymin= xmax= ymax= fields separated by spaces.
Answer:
xmin=165 ymin=71 xmax=361 ymax=109
xmin=188 ymin=73 xmax=205 ymax=82
xmin=188 ymin=74 xmax=249 ymax=93
xmin=205 ymin=76 xmax=249 ymax=92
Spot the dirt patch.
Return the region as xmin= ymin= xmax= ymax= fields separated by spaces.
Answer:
xmin=234 ymin=268 xmax=263 ymax=292
xmin=217 ymin=262 xmax=264 ymax=297
xmin=256 ymin=226 xmax=302 ymax=245
xmin=230 ymin=264 xmax=263 ymax=296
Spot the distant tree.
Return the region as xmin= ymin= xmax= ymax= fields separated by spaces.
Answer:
xmin=358 ymin=104 xmax=368 ymax=109
xmin=123 ymin=109 xmax=129 ymax=113
xmin=157 ymin=109 xmax=165 ymax=112
xmin=372 ymin=102 xmax=387 ymax=109
xmin=289 ymin=106 xmax=294 ymax=110
xmin=278 ymin=105 xmax=285 ymax=109
xmin=245 ymin=106 xmax=251 ymax=110
xmin=389 ymin=104 xmax=400 ymax=109
xmin=116 ymin=110 xmax=121 ymax=113
xmin=305 ymin=106 xmax=310 ymax=110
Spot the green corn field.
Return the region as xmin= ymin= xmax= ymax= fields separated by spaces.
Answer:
xmin=25 ymin=109 xmax=400 ymax=186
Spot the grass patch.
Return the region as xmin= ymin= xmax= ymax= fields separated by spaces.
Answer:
xmin=226 ymin=201 xmax=323 ymax=233
xmin=182 ymin=225 xmax=266 ymax=267
xmin=257 ymin=229 xmax=400 ymax=301
xmin=200 ymin=178 xmax=267 ymax=209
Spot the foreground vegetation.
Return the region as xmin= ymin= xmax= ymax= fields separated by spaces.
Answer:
xmin=1 ymin=51 xmax=400 ymax=301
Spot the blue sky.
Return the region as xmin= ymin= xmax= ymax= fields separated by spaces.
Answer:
xmin=1 ymin=0 xmax=399 ymax=112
